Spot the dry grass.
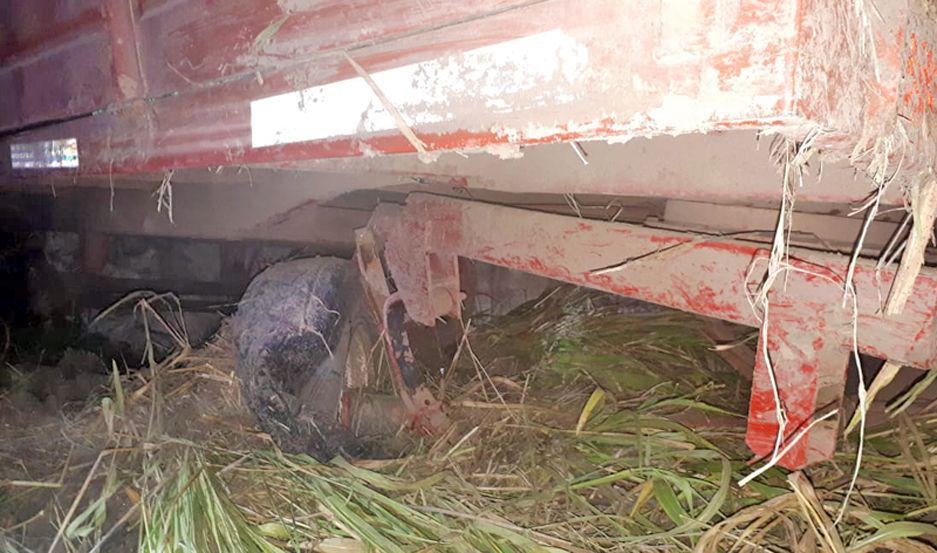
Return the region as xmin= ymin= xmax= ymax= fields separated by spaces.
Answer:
xmin=0 ymin=288 xmax=935 ymax=551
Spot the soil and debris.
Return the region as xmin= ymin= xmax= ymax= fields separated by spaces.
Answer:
xmin=1 ymin=286 xmax=936 ymax=552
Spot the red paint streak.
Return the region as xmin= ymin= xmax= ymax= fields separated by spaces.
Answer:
xmin=733 ymin=0 xmax=786 ymax=30
xmin=747 ymin=374 xmax=816 ymax=467
xmin=903 ymin=33 xmax=937 ymax=114
xmin=711 ymin=45 xmax=754 ymax=80
xmin=711 ymin=118 xmax=791 ymax=129
xmin=745 ymin=305 xmax=850 ymax=469
xmin=479 ymin=254 xmax=574 ymax=284
xmin=700 ymin=240 xmax=762 ymax=257
xmin=584 ymin=272 xmax=644 ymax=298
xmin=562 ymin=222 xmax=595 ymax=237
xmin=648 ymin=235 xmax=691 ymax=246
xmin=677 ymin=284 xmax=741 ymax=318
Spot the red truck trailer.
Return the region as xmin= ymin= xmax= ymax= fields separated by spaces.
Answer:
xmin=2 ymin=0 xmax=936 ymax=470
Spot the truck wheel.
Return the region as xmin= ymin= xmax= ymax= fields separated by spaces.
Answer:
xmin=233 ymin=257 xmax=362 ymax=461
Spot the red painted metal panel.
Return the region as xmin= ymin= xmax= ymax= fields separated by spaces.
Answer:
xmin=745 ymin=308 xmax=850 ymax=468
xmin=371 ymin=194 xmax=937 ymax=371
xmin=105 ymin=0 xmax=146 ymax=101
xmin=0 ymin=1 xmax=104 ymax=59
xmin=3 ymin=0 xmax=800 ymax=172
xmin=136 ymin=0 xmax=531 ymax=98
xmin=0 ymin=0 xmax=116 ymax=131
xmin=2 ymin=0 xmax=931 ymax=190
xmin=1 ymin=0 xmax=534 ymax=133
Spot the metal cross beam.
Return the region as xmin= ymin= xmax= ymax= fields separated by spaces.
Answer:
xmin=369 ymin=193 xmax=937 ymax=467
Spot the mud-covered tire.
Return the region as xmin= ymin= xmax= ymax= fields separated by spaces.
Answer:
xmin=233 ymin=257 xmax=361 ymax=460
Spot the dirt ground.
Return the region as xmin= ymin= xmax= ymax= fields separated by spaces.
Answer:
xmin=0 ymin=328 xmax=263 ymax=552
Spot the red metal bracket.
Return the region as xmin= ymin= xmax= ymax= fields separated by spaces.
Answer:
xmin=369 ymin=203 xmax=463 ymax=325
xmin=745 ymin=304 xmax=851 ymax=469
xmin=354 ymin=227 xmax=449 ymax=436
xmin=368 ymin=193 xmax=937 ymax=467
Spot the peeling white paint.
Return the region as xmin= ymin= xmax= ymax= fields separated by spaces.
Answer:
xmin=655 ymin=1 xmax=705 ymax=65
xmin=472 ymin=143 xmax=525 ymax=160
xmin=641 ymin=90 xmax=780 ymax=134
xmin=251 ymin=29 xmax=588 ymax=148
xmin=604 ymin=134 xmax=636 ymax=145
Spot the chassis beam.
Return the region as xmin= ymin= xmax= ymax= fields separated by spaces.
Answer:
xmin=369 ymin=194 xmax=937 ymax=468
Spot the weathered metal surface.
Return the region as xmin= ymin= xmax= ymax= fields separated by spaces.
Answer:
xmin=0 ymin=1 xmax=116 ymax=130
xmin=0 ymin=0 xmax=787 ymax=171
xmin=0 ymin=0 xmax=531 ymax=132
xmin=135 ymin=0 xmax=531 ymax=99
xmin=105 ymin=0 xmax=146 ymax=101
xmin=745 ymin=304 xmax=850 ymax=468
xmin=371 ymin=194 xmax=937 ymax=372
xmin=3 ymin=0 xmax=930 ymax=179
xmin=369 ymin=194 xmax=937 ymax=466
xmin=8 ymin=131 xmax=916 ymax=209
xmin=662 ymin=200 xmax=909 ymax=256
xmin=285 ymin=132 xmax=911 ymax=206
xmin=355 ymin=230 xmax=449 ymax=435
